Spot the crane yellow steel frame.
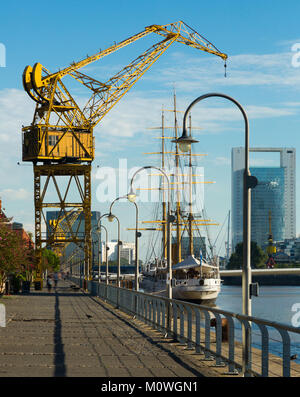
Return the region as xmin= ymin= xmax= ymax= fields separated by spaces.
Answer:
xmin=22 ymin=21 xmax=227 ymax=282
xmin=48 ymin=208 xmax=83 ymax=260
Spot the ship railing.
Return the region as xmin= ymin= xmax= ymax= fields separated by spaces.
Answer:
xmin=73 ymin=278 xmax=300 ymax=377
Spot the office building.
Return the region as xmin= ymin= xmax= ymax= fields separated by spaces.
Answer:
xmin=172 ymin=236 xmax=206 ymax=261
xmin=100 ymin=240 xmax=135 ymax=265
xmin=231 ymin=147 xmax=296 ymax=250
xmin=180 ymin=236 xmax=206 ymax=260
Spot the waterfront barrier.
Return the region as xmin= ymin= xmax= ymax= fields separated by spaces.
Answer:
xmin=70 ymin=277 xmax=300 ymax=377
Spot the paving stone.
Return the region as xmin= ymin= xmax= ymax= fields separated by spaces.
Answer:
xmin=0 ymin=280 xmax=222 ymax=378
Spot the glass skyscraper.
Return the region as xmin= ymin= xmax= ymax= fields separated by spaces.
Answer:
xmin=250 ymin=167 xmax=285 ymax=248
xmin=231 ymin=147 xmax=296 ymax=251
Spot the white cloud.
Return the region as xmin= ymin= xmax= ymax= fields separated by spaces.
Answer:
xmin=151 ymin=50 xmax=300 ymax=91
xmin=0 ymin=88 xmax=33 ymax=142
xmin=0 ymin=188 xmax=31 ymax=200
xmin=214 ymin=157 xmax=231 ymax=166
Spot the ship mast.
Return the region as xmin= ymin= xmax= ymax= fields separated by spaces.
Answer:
xmin=188 ymin=113 xmax=194 ymax=257
xmin=137 ymin=95 xmax=218 ymax=267
xmin=173 ymin=91 xmax=182 ymax=264
xmin=161 ymin=109 xmax=167 ymax=260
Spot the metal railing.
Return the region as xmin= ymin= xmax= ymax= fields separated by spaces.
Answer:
xmin=71 ymin=277 xmax=300 ymax=377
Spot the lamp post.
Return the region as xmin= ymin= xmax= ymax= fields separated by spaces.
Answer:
xmin=92 ymin=224 xmax=108 ymax=283
xmin=98 ymin=213 xmax=111 ymax=285
xmin=91 ymin=229 xmax=99 ymax=281
xmin=97 ymin=224 xmax=108 ymax=284
xmin=173 ymin=93 xmax=257 ymax=376
xmin=128 ymin=166 xmax=173 ymax=300
xmin=109 ymin=196 xmax=140 ymax=291
xmin=107 ymin=213 xmax=122 ymax=288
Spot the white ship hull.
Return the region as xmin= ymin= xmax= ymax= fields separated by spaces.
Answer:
xmin=172 ymin=278 xmax=221 ymax=303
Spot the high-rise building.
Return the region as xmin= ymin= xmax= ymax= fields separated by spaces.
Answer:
xmin=180 ymin=236 xmax=207 ymax=260
xmin=100 ymin=240 xmax=135 ymax=265
xmin=231 ymin=147 xmax=296 ymax=250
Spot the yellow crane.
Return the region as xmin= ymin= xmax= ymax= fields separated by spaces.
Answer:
xmin=48 ymin=209 xmax=83 ymax=259
xmin=22 ymin=21 xmax=227 ymax=284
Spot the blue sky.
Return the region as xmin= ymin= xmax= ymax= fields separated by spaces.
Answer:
xmin=1 ymin=0 xmax=300 ymax=260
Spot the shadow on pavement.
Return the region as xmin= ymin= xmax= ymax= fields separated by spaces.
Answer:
xmin=54 ymin=291 xmax=66 ymax=376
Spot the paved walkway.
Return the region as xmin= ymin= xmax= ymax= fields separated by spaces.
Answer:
xmin=0 ymin=280 xmax=233 ymax=377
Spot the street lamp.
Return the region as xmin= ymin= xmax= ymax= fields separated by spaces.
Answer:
xmin=91 ymin=229 xmax=100 ymax=282
xmin=97 ymin=224 xmax=108 ymax=284
xmin=107 ymin=212 xmax=122 ymax=288
xmin=98 ymin=213 xmax=112 ymax=286
xmin=173 ymin=93 xmax=257 ymax=376
xmin=92 ymin=224 xmax=108 ymax=283
xmin=109 ymin=195 xmax=140 ymax=291
xmin=129 ymin=166 xmax=173 ymax=300
xmin=127 ymin=189 xmax=137 ymax=203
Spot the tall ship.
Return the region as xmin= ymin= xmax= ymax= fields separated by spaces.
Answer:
xmin=139 ymin=92 xmax=222 ymax=304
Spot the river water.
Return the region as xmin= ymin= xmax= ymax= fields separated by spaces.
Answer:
xmin=140 ymin=278 xmax=300 ymax=364
xmin=216 ymin=285 xmax=300 ymax=366
xmin=216 ymin=285 xmax=300 ymax=326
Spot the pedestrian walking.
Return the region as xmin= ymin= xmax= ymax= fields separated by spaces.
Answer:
xmin=53 ymin=272 xmax=59 ymax=289
xmin=46 ymin=275 xmax=53 ymax=293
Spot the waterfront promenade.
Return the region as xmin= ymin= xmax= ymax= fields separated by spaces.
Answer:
xmin=0 ymin=280 xmax=235 ymax=378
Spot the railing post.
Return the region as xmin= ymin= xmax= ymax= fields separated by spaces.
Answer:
xmin=153 ymin=299 xmax=157 ymax=328
xmin=162 ymin=301 xmax=166 ymax=335
xmin=157 ymin=300 xmax=162 ymax=332
xmin=238 ymin=318 xmax=252 ymax=376
xmin=214 ymin=313 xmax=226 ymax=367
xmin=203 ymin=310 xmax=214 ymax=361
xmin=256 ymin=322 xmax=269 ymax=377
xmin=195 ymin=308 xmax=203 ymax=355
xmin=173 ymin=303 xmax=178 ymax=341
xmin=186 ymin=306 xmax=194 ymax=350
xmin=178 ymin=304 xmax=186 ymax=346
xmin=223 ymin=314 xmax=239 ymax=375
xmin=277 ymin=328 xmax=291 ymax=377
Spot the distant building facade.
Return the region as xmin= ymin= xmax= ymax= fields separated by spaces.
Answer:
xmin=0 ymin=199 xmax=34 ymax=249
xmin=180 ymin=236 xmax=206 ymax=260
xmin=274 ymin=238 xmax=300 ymax=262
xmin=232 ymin=147 xmax=296 ymax=250
xmin=100 ymin=240 xmax=135 ymax=265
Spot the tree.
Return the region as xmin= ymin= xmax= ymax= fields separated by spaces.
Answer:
xmin=108 ymin=257 xmax=130 ymax=267
xmin=41 ymin=249 xmax=60 ymax=273
xmin=0 ymin=219 xmax=34 ymax=293
xmin=228 ymin=241 xmax=268 ymax=270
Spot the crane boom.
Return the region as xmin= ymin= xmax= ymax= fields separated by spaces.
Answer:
xmin=22 ymin=21 xmax=227 ymax=285
xmin=24 ymin=21 xmax=226 ymax=101
xmin=22 ymin=21 xmax=227 ymax=164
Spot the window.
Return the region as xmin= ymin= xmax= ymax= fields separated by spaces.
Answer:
xmin=48 ymin=135 xmax=59 ymax=146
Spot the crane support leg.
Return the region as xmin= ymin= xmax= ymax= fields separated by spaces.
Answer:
xmin=33 ymin=164 xmax=92 ymax=289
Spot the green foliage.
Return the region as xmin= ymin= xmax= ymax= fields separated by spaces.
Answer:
xmin=273 ymin=262 xmax=300 ymax=268
xmin=0 ymin=220 xmax=34 ymax=289
xmin=42 ymin=249 xmax=60 ymax=272
xmin=228 ymin=241 xmax=268 ymax=269
xmin=108 ymin=257 xmax=130 ymax=267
